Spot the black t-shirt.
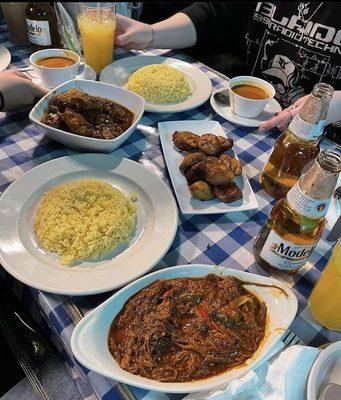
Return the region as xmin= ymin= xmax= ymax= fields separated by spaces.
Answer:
xmin=182 ymin=2 xmax=341 ymax=107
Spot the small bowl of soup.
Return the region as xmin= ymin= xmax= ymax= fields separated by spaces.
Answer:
xmin=29 ymin=49 xmax=81 ymax=88
xmin=228 ymin=76 xmax=275 ymax=118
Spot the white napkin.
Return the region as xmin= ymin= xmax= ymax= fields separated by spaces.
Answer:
xmin=183 ymin=345 xmax=320 ymax=400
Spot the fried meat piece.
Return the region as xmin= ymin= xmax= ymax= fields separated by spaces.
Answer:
xmin=218 ymin=136 xmax=233 ymax=152
xmin=205 ymin=163 xmax=235 ymax=186
xmin=40 ymin=111 xmax=64 ymax=129
xmin=172 ymin=131 xmax=200 ymax=152
xmin=61 ymin=108 xmax=95 ymax=137
xmin=189 ymin=181 xmax=215 ymax=201
xmin=179 ymin=152 xmax=205 ymax=171
xmin=219 ymin=154 xmax=242 ymax=176
xmin=50 ymin=89 xmax=102 ymax=112
xmin=198 ymin=134 xmax=221 ymax=155
xmin=213 ymin=182 xmax=243 ymax=202
xmin=184 ymin=161 xmax=206 ymax=184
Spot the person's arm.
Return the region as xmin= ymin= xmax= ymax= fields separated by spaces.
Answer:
xmin=0 ymin=70 xmax=47 ymax=112
xmin=115 ymin=12 xmax=196 ymax=49
xmin=259 ymin=91 xmax=341 ymax=133
xmin=115 ymin=2 xmax=234 ymax=50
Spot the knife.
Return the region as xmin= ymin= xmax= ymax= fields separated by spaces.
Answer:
xmin=327 ymin=215 xmax=341 ymax=241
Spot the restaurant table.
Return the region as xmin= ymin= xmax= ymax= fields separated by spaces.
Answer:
xmin=0 ymin=23 xmax=340 ymax=400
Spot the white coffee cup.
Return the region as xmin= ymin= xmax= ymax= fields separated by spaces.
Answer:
xmin=29 ymin=48 xmax=81 ymax=88
xmin=228 ymin=76 xmax=275 ymax=118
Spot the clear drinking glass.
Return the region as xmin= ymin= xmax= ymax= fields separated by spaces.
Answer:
xmin=77 ymin=4 xmax=116 ymax=74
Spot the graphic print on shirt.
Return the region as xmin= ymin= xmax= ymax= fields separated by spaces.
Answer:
xmin=246 ymin=2 xmax=341 ymax=107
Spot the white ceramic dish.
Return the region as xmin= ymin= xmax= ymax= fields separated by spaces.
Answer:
xmin=28 ymin=64 xmax=96 ymax=89
xmin=100 ymin=56 xmax=212 ymax=113
xmin=0 ymin=44 xmax=11 ymax=72
xmin=29 ymin=79 xmax=145 ymax=153
xmin=0 ymin=154 xmax=178 ymax=295
xmin=158 ymin=120 xmax=259 ymax=214
xmin=71 ymin=265 xmax=297 ymax=393
xmin=307 ymin=341 xmax=341 ymax=400
xmin=211 ymin=87 xmax=282 ymax=128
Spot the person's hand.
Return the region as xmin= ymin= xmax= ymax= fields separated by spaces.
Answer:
xmin=115 ymin=14 xmax=153 ymax=49
xmin=258 ymin=95 xmax=309 ymax=133
xmin=0 ymin=70 xmax=48 ymax=112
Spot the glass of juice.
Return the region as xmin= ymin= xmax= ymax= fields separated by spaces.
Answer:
xmin=77 ymin=4 xmax=116 ymax=74
xmin=309 ymin=239 xmax=341 ymax=331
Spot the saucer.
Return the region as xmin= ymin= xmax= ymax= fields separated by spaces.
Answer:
xmin=210 ymin=87 xmax=282 ymax=128
xmin=28 ymin=64 xmax=97 ymax=89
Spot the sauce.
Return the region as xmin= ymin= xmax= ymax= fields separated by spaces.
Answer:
xmin=232 ymin=84 xmax=269 ymax=100
xmin=36 ymin=56 xmax=76 ymax=68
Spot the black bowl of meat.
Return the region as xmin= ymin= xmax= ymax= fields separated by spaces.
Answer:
xmin=71 ymin=265 xmax=297 ymax=393
xmin=29 ymin=80 xmax=145 ymax=152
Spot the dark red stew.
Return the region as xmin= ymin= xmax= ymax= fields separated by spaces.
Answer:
xmin=108 ymin=274 xmax=267 ymax=382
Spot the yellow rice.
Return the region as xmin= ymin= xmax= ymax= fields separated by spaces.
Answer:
xmin=34 ymin=179 xmax=137 ymax=265
xmin=126 ymin=64 xmax=192 ymax=104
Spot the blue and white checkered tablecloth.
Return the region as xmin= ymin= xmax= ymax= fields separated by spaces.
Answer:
xmin=1 ymin=24 xmax=340 ymax=400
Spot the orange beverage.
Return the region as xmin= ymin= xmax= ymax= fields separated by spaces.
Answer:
xmin=77 ymin=5 xmax=116 ymax=74
xmin=309 ymin=240 xmax=341 ymax=330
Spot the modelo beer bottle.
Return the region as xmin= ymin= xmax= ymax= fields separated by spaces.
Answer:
xmin=254 ymin=148 xmax=341 ymax=275
xmin=260 ymin=83 xmax=334 ymax=199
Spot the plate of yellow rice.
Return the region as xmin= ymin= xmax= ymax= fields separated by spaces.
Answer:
xmin=100 ymin=56 xmax=212 ymax=113
xmin=0 ymin=154 xmax=178 ymax=295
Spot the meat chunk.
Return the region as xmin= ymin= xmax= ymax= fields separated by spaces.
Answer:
xmin=213 ymin=182 xmax=243 ymax=202
xmin=96 ymin=123 xmax=124 ymax=139
xmin=218 ymin=136 xmax=233 ymax=152
xmin=179 ymin=152 xmax=205 ymax=172
xmin=172 ymin=131 xmax=200 ymax=152
xmin=198 ymin=134 xmax=221 ymax=155
xmin=50 ymin=89 xmax=102 ymax=112
xmin=61 ymin=108 xmax=95 ymax=137
xmin=205 ymin=163 xmax=235 ymax=186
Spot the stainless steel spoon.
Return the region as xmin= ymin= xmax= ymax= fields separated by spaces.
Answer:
xmin=213 ymin=89 xmax=230 ymax=106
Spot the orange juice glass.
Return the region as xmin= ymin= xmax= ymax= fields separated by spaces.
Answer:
xmin=309 ymin=240 xmax=341 ymax=331
xmin=77 ymin=5 xmax=116 ymax=74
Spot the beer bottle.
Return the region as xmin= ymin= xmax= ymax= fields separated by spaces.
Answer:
xmin=254 ymin=148 xmax=341 ymax=275
xmin=26 ymin=2 xmax=60 ymax=50
xmin=260 ymin=83 xmax=334 ymax=199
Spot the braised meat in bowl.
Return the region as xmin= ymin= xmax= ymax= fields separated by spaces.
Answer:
xmin=108 ymin=274 xmax=267 ymax=382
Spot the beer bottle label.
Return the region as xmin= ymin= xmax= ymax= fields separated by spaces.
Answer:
xmin=260 ymin=229 xmax=316 ymax=271
xmin=289 ymin=115 xmax=325 ymax=142
xmin=26 ymin=19 xmax=51 ymax=46
xmin=287 ymin=183 xmax=331 ymax=219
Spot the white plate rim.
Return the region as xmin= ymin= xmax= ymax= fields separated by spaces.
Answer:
xmin=210 ymin=87 xmax=282 ymax=128
xmin=0 ymin=44 xmax=11 ymax=72
xmin=0 ymin=154 xmax=178 ymax=295
xmin=71 ymin=264 xmax=298 ymax=393
xmin=158 ymin=120 xmax=259 ymax=214
xmin=307 ymin=340 xmax=341 ymax=400
xmin=99 ymin=55 xmax=212 ymax=113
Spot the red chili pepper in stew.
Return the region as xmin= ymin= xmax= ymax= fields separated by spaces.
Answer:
xmin=200 ymin=307 xmax=219 ymax=330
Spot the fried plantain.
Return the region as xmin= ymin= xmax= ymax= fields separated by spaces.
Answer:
xmin=189 ymin=181 xmax=216 ymax=201
xmin=213 ymin=182 xmax=243 ymax=202
xmin=205 ymin=163 xmax=235 ymax=186
xmin=172 ymin=131 xmax=200 ymax=152
xmin=198 ymin=133 xmax=221 ymax=155
xmin=179 ymin=152 xmax=205 ymax=172
xmin=184 ymin=161 xmax=207 ymax=184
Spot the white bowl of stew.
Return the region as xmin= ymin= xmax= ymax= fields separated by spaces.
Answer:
xmin=71 ymin=265 xmax=297 ymax=393
xmin=29 ymin=79 xmax=145 ymax=153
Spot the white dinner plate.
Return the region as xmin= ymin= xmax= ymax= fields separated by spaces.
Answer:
xmin=0 ymin=154 xmax=178 ymax=295
xmin=158 ymin=120 xmax=259 ymax=214
xmin=26 ymin=64 xmax=97 ymax=89
xmin=211 ymin=87 xmax=282 ymax=128
xmin=100 ymin=56 xmax=212 ymax=113
xmin=0 ymin=44 xmax=11 ymax=72
xmin=71 ymin=265 xmax=297 ymax=393
xmin=307 ymin=341 xmax=341 ymax=400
